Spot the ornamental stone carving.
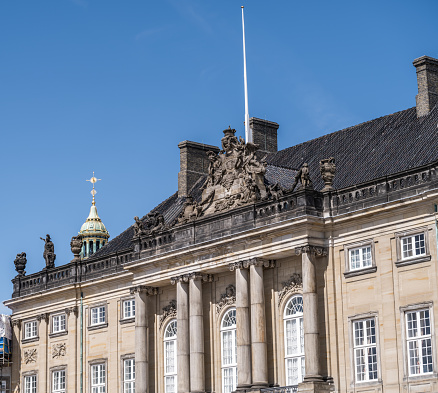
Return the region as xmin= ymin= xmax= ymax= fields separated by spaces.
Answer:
xmin=229 ymin=258 xmax=275 ymax=270
xmin=64 ymin=306 xmax=78 ymax=316
xmin=129 ymin=285 xmax=158 ymax=296
xmin=320 ymin=157 xmax=336 ymax=192
xmin=170 ymin=272 xmax=213 ymax=285
xmin=160 ymin=300 xmax=177 ymax=328
xmin=24 ymin=348 xmax=37 ymax=364
xmin=133 ymin=213 xmax=168 ymax=239
xmin=70 ymin=235 xmax=82 ymax=262
xmin=36 ymin=313 xmax=49 ymax=322
xmin=52 ymin=343 xmax=66 ymax=359
xmin=278 ymin=273 xmax=303 ymax=306
xmin=291 ymin=163 xmax=313 ymax=192
xmin=14 ymin=252 xmax=27 ymax=276
xmin=216 ymin=284 xmax=236 ymax=315
xmin=295 ymin=245 xmax=327 ymax=257
xmin=177 ymin=127 xmax=276 ymax=223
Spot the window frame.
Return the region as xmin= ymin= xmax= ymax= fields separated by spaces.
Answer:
xmin=220 ymin=307 xmax=237 ymax=393
xmin=120 ymin=297 xmax=136 ymax=322
xmin=283 ymin=294 xmax=305 ymax=386
xmin=51 ymin=368 xmax=66 ymax=393
xmin=395 ymin=227 xmax=431 ymax=267
xmin=122 ymin=357 xmax=135 ymax=393
xmin=23 ymin=373 xmax=37 ymax=393
xmin=344 ymin=240 xmax=377 ymax=278
xmin=51 ymin=313 xmax=67 ymax=335
xmin=23 ymin=320 xmax=38 ymax=341
xmin=163 ymin=319 xmax=177 ymax=393
xmin=89 ymin=360 xmax=107 ymax=393
xmin=88 ymin=303 xmax=108 ymax=330
xmin=348 ymin=312 xmax=381 ymax=387
xmin=400 ymin=302 xmax=436 ymax=380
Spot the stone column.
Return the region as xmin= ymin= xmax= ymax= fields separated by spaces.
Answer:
xmin=172 ymin=276 xmax=190 ymax=393
xmin=230 ymin=262 xmax=252 ymax=389
xmin=188 ymin=273 xmax=213 ymax=393
xmin=249 ymin=259 xmax=271 ymax=387
xmin=11 ymin=320 xmax=21 ymax=392
xmin=65 ymin=307 xmax=78 ymax=393
xmin=295 ymin=246 xmax=326 ymax=383
xmin=131 ymin=285 xmax=158 ymax=393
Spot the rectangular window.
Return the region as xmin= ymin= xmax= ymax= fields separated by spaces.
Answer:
xmin=349 ymin=246 xmax=372 ymax=271
xmin=123 ymin=359 xmax=135 ymax=393
xmin=353 ymin=318 xmax=378 ymax=382
xmin=52 ymin=314 xmax=66 ymax=333
xmin=24 ymin=321 xmax=38 ymax=339
xmin=52 ymin=370 xmax=65 ymax=393
xmin=406 ymin=309 xmax=433 ymax=375
xmin=402 ymin=234 xmax=426 ymax=260
xmin=90 ymin=306 xmax=106 ymax=326
xmin=123 ymin=300 xmax=135 ymax=319
xmin=1 ymin=380 xmax=6 ymax=393
xmin=91 ymin=364 xmax=106 ymax=393
xmin=24 ymin=375 xmax=37 ymax=393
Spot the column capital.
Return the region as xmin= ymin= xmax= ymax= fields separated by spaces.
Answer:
xmin=170 ymin=272 xmax=213 ymax=285
xmin=229 ymin=258 xmax=276 ymax=270
xmin=295 ymin=245 xmax=327 ymax=257
xmin=64 ymin=306 xmax=78 ymax=316
xmin=11 ymin=319 xmax=21 ymax=328
xmin=130 ymin=285 xmax=158 ymax=296
xmin=36 ymin=313 xmax=49 ymax=322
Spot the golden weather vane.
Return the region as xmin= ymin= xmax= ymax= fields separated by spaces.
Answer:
xmin=86 ymin=171 xmax=101 ymax=205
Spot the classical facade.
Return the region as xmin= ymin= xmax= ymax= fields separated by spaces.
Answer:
xmin=5 ymin=55 xmax=438 ymax=393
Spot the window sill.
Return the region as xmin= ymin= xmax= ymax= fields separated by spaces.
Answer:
xmin=344 ymin=266 xmax=377 ymax=278
xmin=22 ymin=337 xmax=39 ymax=344
xmin=350 ymin=379 xmax=382 ymax=388
xmin=395 ymin=255 xmax=431 ymax=268
xmin=403 ymin=371 xmax=437 ymax=382
xmin=49 ymin=331 xmax=68 ymax=338
xmin=120 ymin=317 xmax=135 ymax=325
xmin=88 ymin=323 xmax=108 ymax=331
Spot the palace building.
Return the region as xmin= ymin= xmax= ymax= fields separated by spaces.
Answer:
xmin=5 ymin=55 xmax=438 ymax=393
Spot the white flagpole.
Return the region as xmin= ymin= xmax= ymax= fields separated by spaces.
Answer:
xmin=242 ymin=6 xmax=252 ymax=143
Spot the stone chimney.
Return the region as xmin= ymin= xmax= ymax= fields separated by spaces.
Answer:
xmin=178 ymin=141 xmax=220 ymax=198
xmin=249 ymin=117 xmax=279 ymax=156
xmin=413 ymin=55 xmax=438 ymax=117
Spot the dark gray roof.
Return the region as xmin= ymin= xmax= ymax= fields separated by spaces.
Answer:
xmin=91 ymin=104 xmax=438 ymax=258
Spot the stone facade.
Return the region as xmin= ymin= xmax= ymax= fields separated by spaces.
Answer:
xmin=5 ymin=56 xmax=438 ymax=393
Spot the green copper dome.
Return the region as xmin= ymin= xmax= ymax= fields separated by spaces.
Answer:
xmin=79 ymin=205 xmax=109 ymax=236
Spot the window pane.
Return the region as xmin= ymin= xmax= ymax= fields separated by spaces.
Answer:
xmin=414 ymin=234 xmax=425 ymax=256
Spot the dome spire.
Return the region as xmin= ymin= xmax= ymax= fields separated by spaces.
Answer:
xmin=86 ymin=171 xmax=101 ymax=206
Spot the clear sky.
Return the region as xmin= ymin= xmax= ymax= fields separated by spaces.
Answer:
xmin=1 ymin=0 xmax=437 ymax=313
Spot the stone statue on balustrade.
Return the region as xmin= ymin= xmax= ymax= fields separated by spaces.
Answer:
xmin=290 ymin=163 xmax=313 ymax=192
xmin=40 ymin=234 xmax=56 ymax=269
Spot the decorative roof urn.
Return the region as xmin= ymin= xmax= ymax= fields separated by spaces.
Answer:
xmin=14 ymin=252 xmax=27 ymax=276
xmin=320 ymin=157 xmax=336 ymax=192
xmin=70 ymin=235 xmax=82 ymax=262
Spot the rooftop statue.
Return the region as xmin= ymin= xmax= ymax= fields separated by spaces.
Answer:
xmin=291 ymin=163 xmax=313 ymax=192
xmin=70 ymin=235 xmax=82 ymax=262
xmin=40 ymin=234 xmax=56 ymax=269
xmin=14 ymin=252 xmax=27 ymax=276
xmin=133 ymin=212 xmax=168 ymax=239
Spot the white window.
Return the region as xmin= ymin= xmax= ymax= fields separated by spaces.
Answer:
xmin=349 ymin=246 xmax=372 ymax=270
xmin=406 ymin=309 xmax=433 ymax=375
xmin=123 ymin=299 xmax=135 ymax=319
xmin=123 ymin=359 xmax=135 ymax=393
xmin=0 ymin=380 xmax=6 ymax=393
xmin=90 ymin=306 xmax=106 ymax=326
xmin=52 ymin=370 xmax=66 ymax=393
xmin=221 ymin=308 xmax=237 ymax=393
xmin=24 ymin=321 xmax=37 ymax=339
xmin=402 ymin=233 xmax=426 ymax=260
xmin=284 ymin=295 xmax=305 ymax=385
xmin=164 ymin=320 xmax=177 ymax=393
xmin=353 ymin=318 xmax=378 ymax=382
xmin=91 ymin=363 xmax=106 ymax=393
xmin=52 ymin=314 xmax=66 ymax=333
xmin=24 ymin=375 xmax=37 ymax=393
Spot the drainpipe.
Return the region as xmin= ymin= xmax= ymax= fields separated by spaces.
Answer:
xmin=80 ymin=291 xmax=84 ymax=393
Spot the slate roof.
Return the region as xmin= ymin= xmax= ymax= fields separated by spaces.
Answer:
xmin=90 ymin=104 xmax=438 ymax=259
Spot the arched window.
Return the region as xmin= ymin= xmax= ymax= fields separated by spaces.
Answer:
xmin=164 ymin=320 xmax=177 ymax=393
xmin=284 ymin=295 xmax=305 ymax=385
xmin=221 ymin=308 xmax=237 ymax=393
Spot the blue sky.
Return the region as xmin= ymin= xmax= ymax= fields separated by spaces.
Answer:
xmin=1 ymin=0 xmax=437 ymax=313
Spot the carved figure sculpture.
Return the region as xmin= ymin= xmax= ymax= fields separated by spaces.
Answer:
xmin=320 ymin=157 xmax=336 ymax=191
xmin=133 ymin=216 xmax=146 ymax=238
xmin=14 ymin=252 xmax=27 ymax=276
xmin=291 ymin=163 xmax=313 ymax=192
xmin=266 ymin=183 xmax=284 ymax=201
xmin=40 ymin=234 xmax=56 ymax=269
xmin=70 ymin=235 xmax=82 ymax=262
